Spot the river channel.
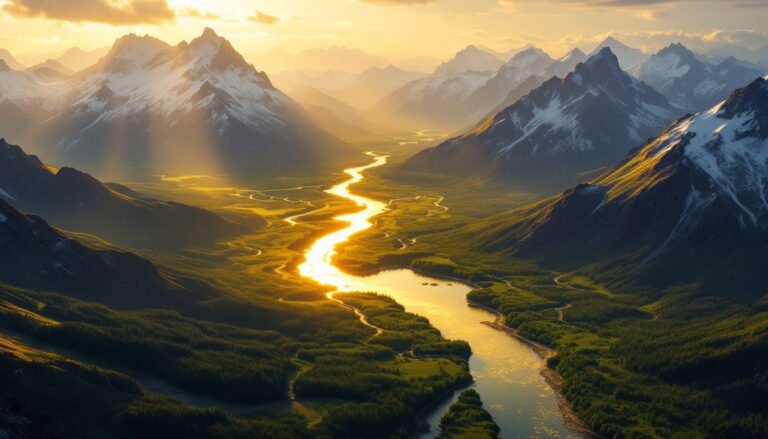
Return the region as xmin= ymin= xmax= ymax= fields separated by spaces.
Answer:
xmin=297 ymin=153 xmax=583 ymax=438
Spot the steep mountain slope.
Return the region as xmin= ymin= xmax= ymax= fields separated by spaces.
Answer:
xmin=0 ymin=29 xmax=357 ymax=178
xmin=0 ymin=198 xmax=174 ymax=307
xmin=461 ymin=48 xmax=554 ymax=122
xmin=405 ymin=48 xmax=678 ymax=190
xmin=0 ymin=139 xmax=248 ymax=248
xmin=476 ymin=76 xmax=768 ymax=290
xmin=475 ymin=74 xmax=548 ymax=126
xmin=588 ymin=37 xmax=648 ymax=70
xmin=635 ymin=43 xmax=764 ymax=112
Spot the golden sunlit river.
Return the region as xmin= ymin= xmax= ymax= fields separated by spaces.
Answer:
xmin=298 ymin=153 xmax=584 ymax=438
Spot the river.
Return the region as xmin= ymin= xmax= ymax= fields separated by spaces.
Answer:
xmin=298 ymin=153 xmax=583 ymax=438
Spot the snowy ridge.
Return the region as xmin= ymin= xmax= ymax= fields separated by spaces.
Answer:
xmin=633 ymin=43 xmax=764 ymax=112
xmin=404 ymin=47 xmax=678 ymax=188
xmin=642 ymin=81 xmax=768 ymax=227
xmin=0 ymin=28 xmax=353 ymax=176
xmin=488 ymin=47 xmax=675 ymax=156
xmin=69 ymin=28 xmax=292 ymax=136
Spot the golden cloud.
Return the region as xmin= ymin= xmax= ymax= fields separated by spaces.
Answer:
xmin=248 ymin=10 xmax=280 ymax=25
xmin=2 ymin=0 xmax=176 ymax=25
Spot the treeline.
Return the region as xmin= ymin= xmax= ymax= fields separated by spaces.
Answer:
xmin=437 ymin=389 xmax=499 ymax=439
xmin=295 ymin=293 xmax=475 ymax=438
xmin=0 ymin=285 xmax=485 ymax=438
xmin=473 ymin=276 xmax=768 ymax=438
xmin=0 ymin=344 xmax=312 ymax=439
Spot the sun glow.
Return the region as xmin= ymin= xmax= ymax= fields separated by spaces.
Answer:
xmin=297 ymin=152 xmax=388 ymax=293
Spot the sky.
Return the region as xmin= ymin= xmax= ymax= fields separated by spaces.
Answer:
xmin=1 ymin=0 xmax=767 ymax=71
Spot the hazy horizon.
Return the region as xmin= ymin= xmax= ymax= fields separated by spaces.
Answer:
xmin=2 ymin=0 xmax=768 ymax=74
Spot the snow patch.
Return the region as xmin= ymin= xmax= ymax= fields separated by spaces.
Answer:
xmin=0 ymin=186 xmax=14 ymax=201
xmin=500 ymin=97 xmax=580 ymax=153
xmin=650 ymin=100 xmax=768 ymax=226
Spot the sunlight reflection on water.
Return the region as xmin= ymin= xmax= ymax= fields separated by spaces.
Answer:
xmin=297 ymin=153 xmax=583 ymax=439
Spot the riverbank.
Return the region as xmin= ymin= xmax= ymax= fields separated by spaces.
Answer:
xmin=332 ymin=258 xmax=600 ymax=438
xmin=468 ymin=300 xmax=602 ymax=439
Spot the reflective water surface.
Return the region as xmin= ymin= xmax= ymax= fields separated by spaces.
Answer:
xmin=298 ymin=153 xmax=582 ymax=438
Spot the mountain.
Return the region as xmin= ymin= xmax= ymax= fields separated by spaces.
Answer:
xmin=0 ymin=198 xmax=174 ymax=307
xmin=24 ymin=59 xmax=73 ymax=81
xmin=0 ymin=28 xmax=357 ymax=178
xmin=53 ymin=46 xmax=109 ymax=72
xmin=634 ymin=43 xmax=764 ymax=112
xmin=371 ymin=69 xmax=494 ymax=130
xmin=0 ymin=48 xmax=25 ymax=70
xmin=542 ymin=48 xmax=587 ymax=78
xmin=404 ymin=48 xmax=678 ymax=190
xmin=0 ymin=139 xmax=250 ymax=248
xmin=287 ymin=86 xmax=380 ymax=139
xmin=476 ymin=74 xmax=548 ymax=125
xmin=0 ymin=60 xmax=54 ymax=141
xmin=336 ymin=64 xmax=425 ymax=108
xmin=589 ymin=37 xmax=648 ymax=70
xmin=432 ymin=45 xmax=503 ymax=77
xmin=474 ymin=76 xmax=768 ymax=291
xmin=707 ymin=44 xmax=768 ymax=70
xmin=371 ymin=46 xmax=556 ymax=131
xmin=460 ymin=48 xmax=553 ymax=122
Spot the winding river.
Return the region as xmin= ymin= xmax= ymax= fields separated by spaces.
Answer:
xmin=298 ymin=153 xmax=584 ymax=438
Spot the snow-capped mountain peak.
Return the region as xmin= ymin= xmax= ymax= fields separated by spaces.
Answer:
xmin=185 ymin=27 xmax=253 ymax=73
xmin=94 ymin=33 xmax=169 ymax=74
xmin=0 ymin=28 xmax=354 ymax=177
xmin=593 ymin=77 xmax=768 ymax=233
xmin=404 ymin=47 xmax=677 ymax=189
xmin=633 ymin=42 xmax=764 ymax=112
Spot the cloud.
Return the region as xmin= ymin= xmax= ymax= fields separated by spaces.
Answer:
xmin=500 ymin=0 xmax=768 ymax=20
xmin=178 ymin=7 xmax=221 ymax=21
xmin=247 ymin=10 xmax=280 ymax=25
xmin=358 ymin=0 xmax=437 ymax=5
xmin=1 ymin=0 xmax=176 ymax=25
xmin=502 ymin=0 xmax=767 ymax=5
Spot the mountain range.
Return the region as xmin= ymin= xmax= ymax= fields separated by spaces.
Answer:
xmin=0 ymin=198 xmax=176 ymax=307
xmin=472 ymin=75 xmax=768 ymax=291
xmin=404 ymin=48 xmax=678 ymax=190
xmin=0 ymin=28 xmax=358 ymax=178
xmin=633 ymin=43 xmax=764 ymax=112
xmin=0 ymin=139 xmax=249 ymax=248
